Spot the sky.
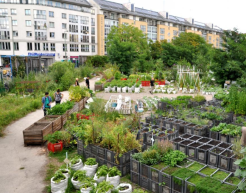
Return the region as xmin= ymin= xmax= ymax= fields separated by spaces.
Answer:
xmin=110 ymin=0 xmax=246 ymax=33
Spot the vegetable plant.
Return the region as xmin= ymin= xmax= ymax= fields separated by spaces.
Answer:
xmin=96 ymin=181 xmax=114 ymax=193
xmin=44 ymin=131 xmax=62 ymax=144
xmin=48 ymin=101 xmax=74 ymax=115
xmin=73 ymin=170 xmax=87 ymax=182
xmin=163 ymin=150 xmax=187 ymax=167
xmin=108 ymin=167 xmax=121 ymax=177
xmin=52 ymin=171 xmax=66 ymax=183
xmin=85 ymin=158 xmax=97 ymax=166
xmin=96 ymin=165 xmax=108 ymax=178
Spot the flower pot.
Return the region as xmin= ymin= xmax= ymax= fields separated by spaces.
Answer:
xmin=106 ymin=174 xmax=120 ymax=188
xmin=51 ymin=176 xmax=68 ymax=193
xmin=135 ymin=87 xmax=140 ymax=93
xmin=117 ymin=183 xmax=132 ymax=193
xmin=47 ymin=141 xmax=63 ymax=153
xmin=80 ymin=183 xmax=97 ymax=193
xmin=117 ymin=87 xmax=121 ymax=93
xmin=82 ymin=163 xmax=98 ymax=177
xmin=94 ymin=173 xmax=106 ymax=183
xmin=60 ymin=169 xmax=70 ymax=178
xmin=72 ymin=177 xmax=84 ymax=190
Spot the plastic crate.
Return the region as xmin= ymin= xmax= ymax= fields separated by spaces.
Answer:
xmin=149 ymin=179 xmax=160 ymax=193
xmin=97 ymin=146 xmax=106 ymax=159
xmin=159 ymin=167 xmax=173 ymax=188
xmin=83 ymin=151 xmax=91 ymax=159
xmin=197 ymin=137 xmax=212 ymax=144
xmin=149 ymin=166 xmax=160 ymax=182
xmin=208 ymin=147 xmax=225 ymax=167
xmin=193 ymin=126 xmax=207 ymax=137
xmin=96 ymin=156 xmax=106 ymax=166
xmin=91 ymin=144 xmax=98 ymax=155
xmin=219 ymin=133 xmax=229 ymax=143
xmin=189 ymin=135 xmax=202 ymax=141
xmin=130 ymin=158 xmax=140 ymax=173
xmin=218 ymin=149 xmax=235 ymax=171
xmin=198 ymin=165 xmax=218 ymax=177
xmin=139 ymin=175 xmax=150 ymax=190
xmin=187 ymin=142 xmax=202 ymax=160
xmin=131 ymin=171 xmax=140 ymax=185
xmin=178 ymin=122 xmax=190 ymax=135
xmin=106 ymin=161 xmax=130 ymax=177
xmin=140 ymin=163 xmax=151 ymax=178
xmin=178 ymin=140 xmax=193 ymax=155
xmin=172 ymin=176 xmax=185 ymax=193
xmin=230 ymin=157 xmax=239 ymax=172
xmin=171 ymin=137 xmax=184 ymax=150
xmin=211 ymin=168 xmax=231 ymax=182
xmin=197 ymin=144 xmax=213 ymax=164
xmin=209 ymin=130 xmax=219 ymax=140
xmin=184 ymin=124 xmax=197 ymax=135
xmin=159 ymin=185 xmax=172 ymax=193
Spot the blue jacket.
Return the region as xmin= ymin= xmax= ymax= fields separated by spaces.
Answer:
xmin=42 ymin=96 xmax=52 ymax=110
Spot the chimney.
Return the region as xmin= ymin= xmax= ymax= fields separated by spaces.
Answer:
xmin=131 ymin=3 xmax=135 ymax=12
xmin=159 ymin=11 xmax=168 ymax=19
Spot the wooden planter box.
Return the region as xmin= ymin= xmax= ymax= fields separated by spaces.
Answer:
xmin=94 ymin=84 xmax=103 ymax=91
xmin=61 ymin=110 xmax=70 ymax=125
xmin=37 ymin=115 xmax=62 ymax=133
xmin=23 ymin=122 xmax=52 ymax=146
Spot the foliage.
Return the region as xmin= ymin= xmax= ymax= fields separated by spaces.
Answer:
xmin=132 ymin=189 xmax=148 ymax=193
xmin=234 ymin=147 xmax=246 ymax=190
xmin=73 ymin=170 xmax=87 ymax=182
xmin=69 ymin=86 xmax=90 ymax=102
xmin=172 ymin=168 xmax=194 ymax=185
xmin=108 ymin=166 xmax=121 ymax=177
xmin=232 ymin=137 xmax=243 ymax=159
xmin=227 ymin=86 xmax=246 ymax=115
xmin=86 ymin=55 xmax=109 ymax=67
xmin=191 ymin=95 xmax=206 ymax=102
xmin=52 ymin=171 xmax=66 ymax=183
xmin=96 ymin=165 xmax=108 ymax=178
xmin=80 ymin=178 xmax=96 ymax=189
xmin=79 ymin=65 xmax=93 ymax=78
xmin=96 ymin=181 xmax=114 ymax=193
xmin=48 ymin=101 xmax=74 ymax=115
xmin=210 ymin=123 xmax=241 ymax=136
xmin=163 ymin=150 xmax=187 ymax=167
xmin=114 ymin=71 xmax=122 ymax=80
xmin=85 ymin=158 xmax=97 ymax=166
xmin=196 ymin=177 xmax=221 ymax=193
xmin=44 ymin=131 xmax=63 ymax=144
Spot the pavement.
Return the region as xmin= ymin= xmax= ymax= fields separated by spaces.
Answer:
xmin=0 ymin=77 xmax=98 ymax=193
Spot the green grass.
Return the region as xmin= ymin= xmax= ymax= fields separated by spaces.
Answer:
xmin=152 ymin=162 xmax=167 ymax=170
xmin=196 ymin=177 xmax=221 ymax=193
xmin=199 ymin=166 xmax=217 ymax=176
xmin=177 ymin=160 xmax=193 ymax=167
xmin=187 ymin=162 xmax=204 ymax=172
xmin=48 ymin=149 xmax=78 ymax=163
xmin=214 ymin=183 xmax=237 ymax=193
xmin=226 ymin=176 xmax=242 ymax=185
xmin=162 ymin=166 xmax=181 ymax=175
xmin=212 ymin=170 xmax=229 ymax=181
xmin=187 ymin=174 xmax=204 ymax=193
xmin=172 ymin=168 xmax=195 ymax=186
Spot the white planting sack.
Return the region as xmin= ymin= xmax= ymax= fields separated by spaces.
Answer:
xmin=71 ymin=177 xmax=84 ymax=190
xmin=117 ymin=183 xmax=132 ymax=193
xmin=60 ymin=169 xmax=70 ymax=178
xmin=82 ymin=163 xmax=98 ymax=177
xmin=70 ymin=159 xmax=83 ymax=171
xmin=87 ymin=98 xmax=94 ymax=104
xmin=96 ymin=190 xmax=111 ymax=193
xmin=80 ymin=183 xmax=97 ymax=193
xmin=106 ymin=174 xmax=120 ymax=188
xmin=51 ymin=176 xmax=68 ymax=193
xmin=93 ymin=173 xmax=106 ymax=183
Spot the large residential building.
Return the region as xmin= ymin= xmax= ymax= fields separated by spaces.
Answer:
xmin=0 ymin=0 xmax=223 ymax=71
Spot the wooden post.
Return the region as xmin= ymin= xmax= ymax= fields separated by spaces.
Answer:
xmin=241 ymin=127 xmax=246 ymax=146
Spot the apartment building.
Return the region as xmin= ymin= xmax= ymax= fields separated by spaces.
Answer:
xmin=88 ymin=0 xmax=223 ymax=56
xmin=0 ymin=0 xmax=97 ymax=68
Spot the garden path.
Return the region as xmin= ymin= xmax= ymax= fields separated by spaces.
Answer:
xmin=0 ymin=76 xmax=99 ymax=193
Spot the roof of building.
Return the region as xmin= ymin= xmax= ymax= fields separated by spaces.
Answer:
xmin=93 ymin=0 xmax=222 ymax=32
xmin=62 ymin=0 xmax=92 ymax=7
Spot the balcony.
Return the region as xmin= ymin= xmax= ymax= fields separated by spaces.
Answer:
xmin=34 ymin=14 xmax=46 ymax=19
xmin=0 ymin=35 xmax=10 ymax=39
xmin=35 ymin=36 xmax=47 ymax=40
xmin=0 ymin=24 xmax=9 ymax=29
xmin=91 ymin=22 xmax=95 ymax=26
xmin=69 ymin=18 xmax=78 ymax=23
xmin=81 ymin=39 xmax=89 ymax=43
xmin=34 ymin=25 xmax=47 ymax=30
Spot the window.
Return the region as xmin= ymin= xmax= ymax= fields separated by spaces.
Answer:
xmin=62 ymin=13 xmax=66 ymax=19
xmin=50 ymin=43 xmax=55 ymax=51
xmin=81 ymin=35 xmax=89 ymax=43
xmin=91 ymin=27 xmax=95 ymax=35
xmin=69 ymin=24 xmax=78 ymax=33
xmin=25 ymin=9 xmax=31 ymax=15
xmin=47 ymin=1 xmax=53 ymax=6
xmin=27 ymin=42 xmax=32 ymax=50
xmin=34 ymin=10 xmax=46 ymax=19
xmin=62 ymin=23 xmax=67 ymax=29
xmin=49 ymin=22 xmax=55 ymax=28
xmin=160 ymin=35 xmax=165 ymax=40
xmin=91 ymin=36 xmax=95 ymax=43
xmin=11 ymin=9 xmax=17 ymax=15
xmin=160 ymin=28 xmax=165 ymax=34
xmin=0 ymin=31 xmax=10 ymax=39
xmin=167 ymin=39 xmax=171 ymax=43
xmin=34 ymin=21 xmax=47 ymax=29
xmin=63 ymin=44 xmax=67 ymax=51
xmin=12 ymin=20 xmax=17 ymax=26
xmin=0 ymin=42 xmax=11 ymax=50
xmin=70 ymin=44 xmax=78 ymax=52
xmin=50 ymin=32 xmax=55 ymax=38
xmin=69 ymin=34 xmax=78 ymax=42
xmin=0 ymin=9 xmax=8 ymax=15
xmin=43 ymin=43 xmax=48 ymax=51
xmin=56 ymin=2 xmax=61 ymax=7
xmin=80 ymin=16 xmax=89 ymax=25
xmin=168 ymin=32 xmax=170 ymax=37
xmin=91 ymin=18 xmax=95 ymax=26
xmin=69 ymin=14 xmax=78 ymax=23
xmin=105 ymin=28 xmax=110 ymax=36
xmin=14 ymin=42 xmax=19 ymax=50
xmin=81 ymin=26 xmax=89 ymax=34
xmin=92 ymin=45 xmax=95 ymax=52
xmin=62 ymin=33 xmax=67 ymax=39
xmin=81 ymin=45 xmax=89 ymax=52
xmin=140 ymin=25 xmax=146 ymax=32
xmin=91 ymin=9 xmax=95 ymax=15
xmin=49 ymin=11 xmax=54 ymax=17
xmin=34 ymin=43 xmax=40 ymax=51
xmin=26 ymin=20 xmax=31 ymax=27
xmin=12 ymin=31 xmax=18 ymax=37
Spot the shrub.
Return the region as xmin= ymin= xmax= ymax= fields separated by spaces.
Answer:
xmin=60 ymin=71 xmax=74 ymax=90
xmin=69 ymin=86 xmax=90 ymax=102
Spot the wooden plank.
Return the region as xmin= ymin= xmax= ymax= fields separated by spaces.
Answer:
xmin=23 ymin=131 xmax=42 ymax=135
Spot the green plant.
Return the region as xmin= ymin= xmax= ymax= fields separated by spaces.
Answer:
xmin=187 ymin=162 xmax=204 ymax=172
xmin=73 ymin=170 xmax=87 ymax=182
xmin=108 ymin=166 xmax=121 ymax=177
xmin=52 ymin=171 xmax=66 ymax=183
xmin=212 ymin=170 xmax=229 ymax=181
xmin=234 ymin=147 xmax=246 ymax=190
xmin=60 ymin=131 xmax=72 ymax=147
xmin=70 ymin=155 xmax=81 ymax=166
xmin=191 ymin=95 xmax=206 ymax=102
xmin=232 ymin=137 xmax=243 ymax=159
xmin=96 ymin=165 xmax=108 ymax=178
xmin=80 ymin=178 xmax=95 ymax=189
xmin=85 ymin=158 xmax=97 ymax=166
xmin=132 ymin=189 xmax=147 ymax=193
xmin=114 ymin=71 xmax=121 ymax=80
xmin=96 ymin=181 xmax=114 ymax=193
xmin=172 ymin=168 xmax=194 ymax=186
xmin=44 ymin=131 xmax=63 ymax=144
xmin=163 ymin=150 xmax=187 ymax=167
xmin=199 ymin=166 xmax=217 ymax=176
xmin=69 ymin=86 xmax=90 ymax=102
xmin=48 ymin=101 xmax=74 ymax=115
xmin=186 ymin=174 xmax=204 ymax=193
xmin=196 ymin=177 xmax=221 ymax=193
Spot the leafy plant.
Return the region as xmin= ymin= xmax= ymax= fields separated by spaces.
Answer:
xmin=85 ymin=158 xmax=97 ymax=166
xmin=52 ymin=171 xmax=66 ymax=183
xmin=163 ymin=150 xmax=187 ymax=167
xmin=44 ymin=131 xmax=63 ymax=144
xmin=48 ymin=101 xmax=74 ymax=115
xmin=70 ymin=155 xmax=81 ymax=166
xmin=69 ymin=86 xmax=90 ymax=102
xmin=234 ymin=147 xmax=246 ymax=190
xmin=96 ymin=181 xmax=114 ymax=193
xmin=108 ymin=166 xmax=121 ymax=177
xmin=73 ymin=170 xmax=87 ymax=182
xmin=80 ymin=178 xmax=95 ymax=189
xmin=96 ymin=165 xmax=108 ymax=178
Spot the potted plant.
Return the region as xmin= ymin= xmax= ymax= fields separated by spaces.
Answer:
xmin=59 ymin=168 xmax=71 ymax=178
xmin=71 ymin=170 xmax=87 ymax=189
xmin=104 ymin=83 xmax=110 ymax=93
xmin=51 ymin=170 xmax=68 ymax=193
xmin=122 ymin=81 xmax=128 ymax=93
xmin=96 ymin=181 xmax=114 ymax=193
xmin=94 ymin=165 xmax=108 ymax=183
xmin=44 ymin=131 xmax=63 ymax=153
xmin=106 ymin=166 xmax=122 ymax=188
xmin=70 ymin=155 xmax=83 ymax=171
xmin=135 ymin=82 xmax=141 ymax=93
xmin=128 ymin=82 xmax=133 ymax=93
xmin=110 ymin=82 xmax=116 ymax=92
xmin=116 ymin=183 xmax=132 ymax=193
xmin=60 ymin=131 xmax=72 ymax=148
xmin=82 ymin=158 xmax=98 ymax=177
xmin=117 ymin=82 xmax=122 ymax=93
xmin=80 ymin=178 xmax=97 ymax=193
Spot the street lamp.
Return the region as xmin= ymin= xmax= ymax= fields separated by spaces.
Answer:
xmin=0 ymin=15 xmax=14 ymax=78
xmin=64 ymin=30 xmax=68 ymax=61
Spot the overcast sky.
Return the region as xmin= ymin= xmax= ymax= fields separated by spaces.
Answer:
xmin=111 ymin=0 xmax=245 ymax=33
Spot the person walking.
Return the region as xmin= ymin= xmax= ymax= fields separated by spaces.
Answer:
xmin=42 ymin=92 xmax=52 ymax=116
xmin=86 ymin=77 xmax=90 ymax=89
xmin=149 ymin=77 xmax=155 ymax=94
xmin=54 ymin=89 xmax=63 ymax=105
xmin=75 ymin=78 xmax=80 ymax=86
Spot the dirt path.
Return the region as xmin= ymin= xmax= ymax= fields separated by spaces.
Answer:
xmin=0 ymin=77 xmax=99 ymax=193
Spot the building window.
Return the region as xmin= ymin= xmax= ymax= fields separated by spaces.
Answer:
xmin=50 ymin=32 xmax=55 ymax=38
xmin=62 ymin=23 xmax=67 ymax=29
xmin=49 ymin=11 xmax=54 ymax=17
xmin=34 ymin=21 xmax=47 ymax=30
xmin=25 ymin=9 xmax=31 ymax=15
xmin=92 ymin=45 xmax=95 ymax=52
xmin=69 ymin=34 xmax=78 ymax=42
xmin=81 ymin=45 xmax=89 ymax=52
xmin=13 ymin=31 xmax=18 ymax=37
xmin=43 ymin=43 xmax=48 ymax=51
xmin=80 ymin=16 xmax=89 ymax=25
xmin=63 ymin=44 xmax=67 ymax=51
xmin=91 ymin=18 xmax=95 ymax=26
xmin=70 ymin=44 xmax=78 ymax=52
xmin=27 ymin=42 xmax=32 ymax=50
xmin=69 ymin=14 xmax=78 ymax=23
xmin=0 ymin=31 xmax=10 ymax=39
xmin=50 ymin=43 xmax=55 ymax=51
xmin=140 ymin=25 xmax=146 ymax=32
xmin=167 ymin=39 xmax=171 ymax=43
xmin=26 ymin=20 xmax=32 ymax=27
xmin=168 ymin=32 xmax=170 ymax=37
xmin=62 ymin=33 xmax=67 ymax=39
xmin=91 ymin=36 xmax=95 ymax=43
xmin=62 ymin=13 xmax=66 ymax=19
xmin=11 ymin=9 xmax=17 ymax=15
xmin=69 ymin=24 xmax=78 ymax=33
xmin=91 ymin=9 xmax=95 ymax=15
xmin=81 ymin=26 xmax=89 ymax=34
xmin=0 ymin=9 xmax=8 ymax=15
xmin=12 ymin=20 xmax=17 ymax=26
xmin=0 ymin=42 xmax=11 ymax=50
xmin=160 ymin=35 xmax=165 ymax=40
xmin=160 ymin=28 xmax=165 ymax=34
xmin=47 ymin=1 xmax=53 ymax=6
xmin=34 ymin=10 xmax=46 ymax=19
xmin=81 ymin=35 xmax=89 ymax=43
xmin=14 ymin=42 xmax=19 ymax=50
xmin=49 ymin=22 xmax=55 ymax=28
xmin=34 ymin=42 xmax=40 ymax=51
xmin=91 ymin=27 xmax=95 ymax=35
xmin=56 ymin=2 xmax=61 ymax=7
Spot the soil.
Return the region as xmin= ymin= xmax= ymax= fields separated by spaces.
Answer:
xmin=212 ymin=148 xmax=223 ymax=154
xmin=152 ymin=162 xmax=167 ymax=170
xmin=188 ymin=124 xmax=197 ymax=127
xmin=199 ymin=138 xmax=211 ymax=143
xmin=189 ymin=136 xmax=201 ymax=141
xmin=168 ymin=130 xmax=174 ymax=134
xmin=119 ymin=186 xmax=129 ymax=191
xmin=222 ymin=150 xmax=234 ymax=157
xmin=182 ymin=134 xmax=192 ymax=139
xmin=180 ymin=140 xmax=192 ymax=145
xmin=208 ymin=140 xmax=221 ymax=146
xmin=189 ymin=143 xmax=202 ymax=148
xmin=158 ymin=133 xmax=166 ymax=137
xmin=218 ymin=143 xmax=231 ymax=149
xmin=199 ymin=145 xmax=213 ymax=150
xmin=173 ymin=138 xmax=183 ymax=142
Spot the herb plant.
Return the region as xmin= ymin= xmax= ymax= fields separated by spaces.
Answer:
xmin=73 ymin=170 xmax=87 ymax=182
xmin=85 ymin=158 xmax=97 ymax=166
xmin=96 ymin=181 xmax=114 ymax=193
xmin=163 ymin=150 xmax=187 ymax=167
xmin=96 ymin=165 xmax=108 ymax=178
xmin=108 ymin=167 xmax=121 ymax=177
xmin=52 ymin=171 xmax=66 ymax=183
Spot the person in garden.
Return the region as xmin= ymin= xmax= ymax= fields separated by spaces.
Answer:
xmin=75 ymin=78 xmax=80 ymax=86
xmin=150 ymin=77 xmax=155 ymax=94
xmin=86 ymin=77 xmax=90 ymax=89
xmin=42 ymin=92 xmax=52 ymax=116
xmin=54 ymin=89 xmax=63 ymax=105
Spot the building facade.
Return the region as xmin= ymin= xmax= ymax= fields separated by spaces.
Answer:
xmin=88 ymin=0 xmax=223 ymax=56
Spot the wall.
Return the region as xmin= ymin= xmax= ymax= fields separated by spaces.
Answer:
xmin=97 ymin=14 xmax=104 ymax=55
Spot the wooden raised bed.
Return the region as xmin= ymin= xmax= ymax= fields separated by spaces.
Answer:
xmin=37 ymin=115 xmax=62 ymax=133
xmin=23 ymin=122 xmax=52 ymax=146
xmin=94 ymin=84 xmax=103 ymax=91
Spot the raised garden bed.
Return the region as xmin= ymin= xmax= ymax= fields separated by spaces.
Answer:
xmin=160 ymin=166 xmax=181 ymax=189
xmin=172 ymin=168 xmax=194 ymax=193
xmin=193 ymin=125 xmax=207 ymax=136
xmin=198 ymin=165 xmax=218 ymax=177
xmin=185 ymin=124 xmax=197 ymax=135
xmin=197 ymin=144 xmax=213 ymax=164
xmin=186 ymin=162 xmax=205 ymax=172
xmin=178 ymin=140 xmax=193 ymax=154
xmin=185 ymin=173 xmax=204 ymax=193
xmin=197 ymin=137 xmax=211 ymax=144
xmin=189 ymin=135 xmax=202 ymax=141
xmin=230 ymin=157 xmax=240 ymax=172
xmin=186 ymin=142 xmax=202 ymax=160
xmin=171 ymin=137 xmax=183 ymax=150
xmin=225 ymin=173 xmax=243 ymax=186
xmin=218 ymin=150 xmax=235 ymax=171
xmin=178 ymin=122 xmax=190 ymax=135
xmin=94 ymin=83 xmax=103 ymax=91
xmin=130 ymin=157 xmax=140 ymax=173
xmin=150 ymin=162 xmax=167 ymax=182
xmin=208 ymin=147 xmax=225 ymax=167
xmin=207 ymin=139 xmax=221 ymax=146
xmin=211 ymin=169 xmax=230 ymax=182
xmin=37 ymin=115 xmax=62 ymax=132
xmin=131 ymin=171 xmax=140 ymax=185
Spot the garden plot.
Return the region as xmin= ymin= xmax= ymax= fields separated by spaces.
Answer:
xmin=105 ymin=95 xmax=132 ymax=114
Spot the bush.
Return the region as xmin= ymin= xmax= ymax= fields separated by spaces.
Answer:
xmin=86 ymin=55 xmax=109 ymax=67
xmin=69 ymin=86 xmax=90 ymax=102
xmin=60 ymin=71 xmax=74 ymax=90
xmin=80 ymin=65 xmax=93 ymax=78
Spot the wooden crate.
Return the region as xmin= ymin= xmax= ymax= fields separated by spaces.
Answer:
xmin=23 ymin=122 xmax=52 ymax=146
xmin=69 ymin=102 xmax=79 ymax=115
xmin=78 ymin=98 xmax=85 ymax=111
xmin=37 ymin=115 xmax=62 ymax=132
xmin=61 ymin=110 xmax=70 ymax=125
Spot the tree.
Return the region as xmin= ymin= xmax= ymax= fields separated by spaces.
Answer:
xmin=86 ymin=55 xmax=109 ymax=67
xmin=106 ymin=24 xmax=149 ymax=74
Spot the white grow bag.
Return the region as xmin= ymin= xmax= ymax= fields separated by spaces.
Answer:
xmin=117 ymin=183 xmax=132 ymax=193
xmin=106 ymin=174 xmax=120 ymax=188
xmin=51 ymin=176 xmax=68 ymax=193
xmin=70 ymin=159 xmax=83 ymax=171
xmin=82 ymin=163 xmax=98 ymax=177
